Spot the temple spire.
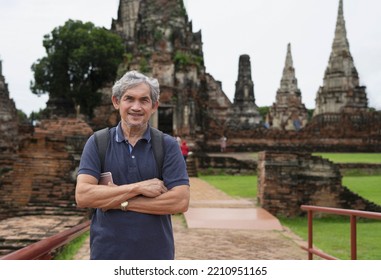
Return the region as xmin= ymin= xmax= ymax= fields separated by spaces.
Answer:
xmin=285 ymin=43 xmax=293 ymax=68
xmin=314 ymin=0 xmax=368 ymax=116
xmin=332 ymin=0 xmax=350 ymax=53
xmin=266 ymin=43 xmax=307 ymax=131
xmin=279 ymin=43 xmax=299 ymax=94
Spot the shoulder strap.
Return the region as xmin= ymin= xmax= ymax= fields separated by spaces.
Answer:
xmin=94 ymin=127 xmax=110 ymax=172
xmin=150 ymin=127 xmax=164 ymax=179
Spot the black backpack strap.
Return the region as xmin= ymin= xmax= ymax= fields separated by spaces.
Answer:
xmin=94 ymin=127 xmax=110 ymax=172
xmin=150 ymin=127 xmax=164 ymax=179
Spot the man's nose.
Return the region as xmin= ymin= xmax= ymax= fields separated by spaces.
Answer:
xmin=131 ymin=101 xmax=141 ymax=110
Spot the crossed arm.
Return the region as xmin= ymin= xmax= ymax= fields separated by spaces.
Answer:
xmin=75 ymin=174 xmax=190 ymax=215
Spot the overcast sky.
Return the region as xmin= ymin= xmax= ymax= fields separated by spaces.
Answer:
xmin=0 ymin=0 xmax=380 ymax=116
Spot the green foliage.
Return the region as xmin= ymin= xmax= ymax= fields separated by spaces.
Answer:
xmin=116 ymin=53 xmax=134 ymax=79
xmin=54 ymin=232 xmax=89 ymax=260
xmin=154 ymin=29 xmax=164 ymax=41
xmin=174 ymin=51 xmax=203 ymax=69
xmin=307 ymin=108 xmax=314 ymax=120
xmin=174 ymin=51 xmax=190 ymax=67
xmin=30 ymin=19 xmax=124 ymax=117
xmin=258 ymin=106 xmax=269 ymax=120
xmin=178 ymin=0 xmax=187 ymax=17
xmin=29 ymin=109 xmax=43 ymax=121
xmin=124 ymin=53 xmax=133 ymax=64
xmin=139 ymin=57 xmax=150 ymax=73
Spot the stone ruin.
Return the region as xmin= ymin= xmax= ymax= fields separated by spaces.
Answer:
xmin=257 ymin=151 xmax=381 ymax=217
xmin=0 ymin=118 xmax=92 ymax=221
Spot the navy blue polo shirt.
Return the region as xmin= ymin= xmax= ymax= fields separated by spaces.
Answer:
xmin=78 ymin=123 xmax=189 ymax=260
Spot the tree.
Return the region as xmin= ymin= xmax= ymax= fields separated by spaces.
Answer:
xmin=17 ymin=109 xmax=28 ymax=123
xmin=31 ymin=20 xmax=124 ymax=117
xmin=258 ymin=106 xmax=270 ymax=120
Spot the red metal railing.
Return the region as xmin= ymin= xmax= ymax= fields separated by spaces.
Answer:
xmin=0 ymin=220 xmax=90 ymax=260
xmin=300 ymin=205 xmax=381 ymax=260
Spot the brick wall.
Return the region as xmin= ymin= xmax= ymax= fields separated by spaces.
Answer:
xmin=0 ymin=118 xmax=93 ymax=220
xmin=206 ymin=112 xmax=381 ymax=153
xmin=257 ymin=151 xmax=381 ymax=217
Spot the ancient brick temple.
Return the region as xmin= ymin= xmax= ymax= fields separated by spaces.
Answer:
xmin=226 ymin=54 xmax=262 ymax=131
xmin=266 ymin=44 xmax=308 ymax=131
xmin=106 ymin=0 xmax=231 ymax=142
xmin=314 ymin=0 xmax=368 ymax=116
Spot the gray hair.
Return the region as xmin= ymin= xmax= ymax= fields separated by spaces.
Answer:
xmin=112 ymin=71 xmax=160 ymax=104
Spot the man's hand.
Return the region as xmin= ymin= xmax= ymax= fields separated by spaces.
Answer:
xmin=136 ymin=178 xmax=168 ymax=198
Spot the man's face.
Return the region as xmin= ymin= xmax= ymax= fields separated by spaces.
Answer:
xmin=112 ymin=83 xmax=158 ymax=129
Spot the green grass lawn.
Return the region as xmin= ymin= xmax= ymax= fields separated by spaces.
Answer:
xmin=313 ymin=153 xmax=381 ymax=164
xmin=200 ymin=174 xmax=381 ymax=260
xmin=343 ymin=176 xmax=381 ymax=205
xmin=278 ymin=216 xmax=381 ymax=260
xmin=224 ymin=153 xmax=381 ymax=164
xmin=198 ymin=175 xmax=257 ymax=198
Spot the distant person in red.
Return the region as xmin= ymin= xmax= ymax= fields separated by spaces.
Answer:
xmin=180 ymin=140 xmax=189 ymax=162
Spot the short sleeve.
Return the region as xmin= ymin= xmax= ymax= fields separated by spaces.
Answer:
xmin=77 ymin=135 xmax=102 ymax=180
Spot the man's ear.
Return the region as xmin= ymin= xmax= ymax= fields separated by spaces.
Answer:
xmin=112 ymin=96 xmax=120 ymax=110
xmin=152 ymin=101 xmax=159 ymax=112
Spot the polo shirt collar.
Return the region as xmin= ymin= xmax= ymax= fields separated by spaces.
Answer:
xmin=115 ymin=122 xmax=152 ymax=143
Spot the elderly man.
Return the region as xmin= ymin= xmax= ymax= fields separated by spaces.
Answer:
xmin=76 ymin=71 xmax=190 ymax=260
